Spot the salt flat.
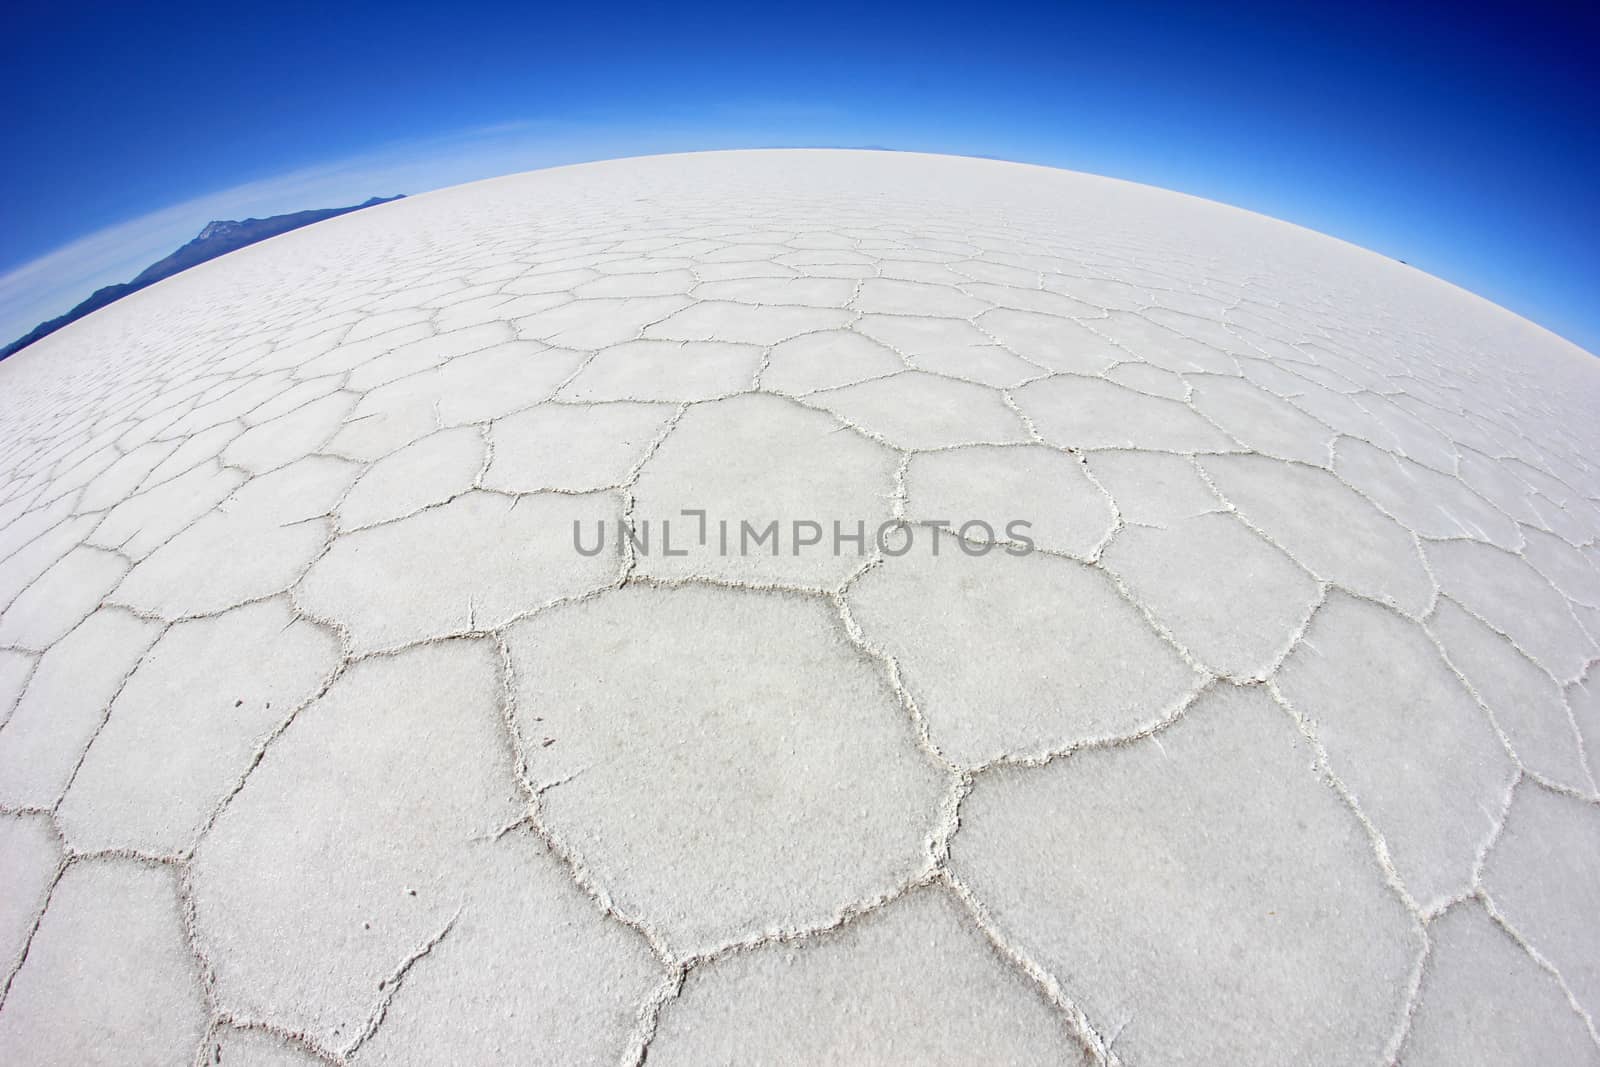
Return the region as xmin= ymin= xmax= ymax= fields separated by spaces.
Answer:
xmin=0 ymin=149 xmax=1597 ymax=1065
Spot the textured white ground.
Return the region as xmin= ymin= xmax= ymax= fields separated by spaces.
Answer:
xmin=0 ymin=149 xmax=1598 ymax=1066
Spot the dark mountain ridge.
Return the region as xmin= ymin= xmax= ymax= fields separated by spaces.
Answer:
xmin=2 ymin=194 xmax=404 ymax=361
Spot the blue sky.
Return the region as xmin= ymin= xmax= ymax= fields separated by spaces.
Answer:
xmin=2 ymin=1 xmax=1596 ymax=352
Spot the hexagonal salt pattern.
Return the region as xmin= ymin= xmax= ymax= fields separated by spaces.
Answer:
xmin=0 ymin=150 xmax=1597 ymax=1063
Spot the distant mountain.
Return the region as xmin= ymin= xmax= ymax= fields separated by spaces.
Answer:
xmin=1 ymin=195 xmax=404 ymax=361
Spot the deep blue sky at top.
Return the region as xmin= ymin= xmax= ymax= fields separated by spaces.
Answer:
xmin=2 ymin=1 xmax=1596 ymax=351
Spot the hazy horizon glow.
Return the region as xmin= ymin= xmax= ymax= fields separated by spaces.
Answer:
xmin=3 ymin=1 xmax=1596 ymax=352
